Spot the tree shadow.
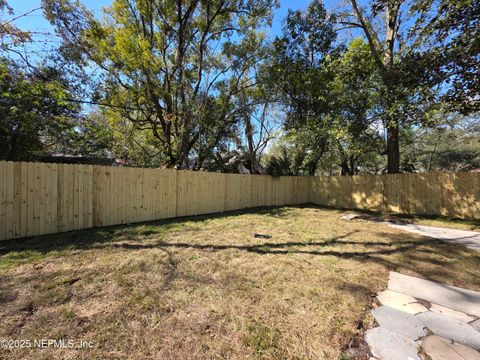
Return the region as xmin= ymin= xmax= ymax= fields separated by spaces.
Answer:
xmin=104 ymin=230 xmax=480 ymax=288
xmin=1 ymin=205 xmax=479 ymax=289
xmin=0 ymin=206 xmax=294 ymax=257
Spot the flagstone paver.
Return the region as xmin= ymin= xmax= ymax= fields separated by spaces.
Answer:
xmin=365 ymin=272 xmax=480 ymax=359
xmin=430 ymin=303 xmax=476 ymax=323
xmin=471 ymin=319 xmax=480 ymax=332
xmin=377 ymin=290 xmax=427 ymax=315
xmin=365 ymin=327 xmax=421 ymax=360
xmin=388 ymin=271 xmax=480 ymax=317
xmin=421 ymin=335 xmax=480 ymax=360
xmin=417 ymin=311 xmax=480 ymax=350
xmin=372 ymin=306 xmax=427 ymax=340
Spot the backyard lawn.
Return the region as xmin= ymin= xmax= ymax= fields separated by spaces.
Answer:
xmin=1 ymin=206 xmax=479 ymax=359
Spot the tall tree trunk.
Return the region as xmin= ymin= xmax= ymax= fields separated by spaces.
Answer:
xmin=338 ymin=143 xmax=353 ymax=175
xmin=349 ymin=0 xmax=402 ymax=173
xmin=244 ymin=115 xmax=256 ymax=174
xmin=340 ymin=159 xmax=350 ymax=176
xmin=349 ymin=156 xmax=356 ymax=175
xmin=307 ymin=154 xmax=321 ymax=176
xmin=386 ymin=120 xmax=400 ymax=173
xmin=384 ymin=0 xmax=401 ymax=173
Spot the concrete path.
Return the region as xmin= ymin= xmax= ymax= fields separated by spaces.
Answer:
xmin=340 ymin=212 xmax=480 ymax=252
xmin=387 ymin=223 xmax=480 ymax=252
xmin=388 ymin=271 xmax=480 ymax=317
xmin=365 ymin=272 xmax=480 ymax=360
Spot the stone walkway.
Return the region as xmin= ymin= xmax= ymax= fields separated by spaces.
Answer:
xmin=340 ymin=212 xmax=480 ymax=252
xmin=386 ymin=223 xmax=480 ymax=252
xmin=365 ymin=272 xmax=480 ymax=360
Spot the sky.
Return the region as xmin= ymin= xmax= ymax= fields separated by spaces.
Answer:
xmin=5 ymin=0 xmax=356 ymax=149
xmin=6 ymin=0 xmax=343 ymax=82
xmin=9 ymin=0 xmax=339 ymax=42
xmin=6 ymin=0 xmax=341 ymax=119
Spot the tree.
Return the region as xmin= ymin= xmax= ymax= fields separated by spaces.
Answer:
xmin=43 ymin=0 xmax=278 ymax=169
xmin=408 ymin=0 xmax=480 ymax=114
xmin=338 ymin=0 xmax=479 ymax=173
xmin=234 ymin=58 xmax=281 ymax=174
xmin=57 ymin=110 xmax=115 ymax=160
xmin=0 ymin=58 xmax=79 ymax=160
xmin=266 ymin=0 xmax=338 ymax=175
xmin=267 ymin=2 xmax=385 ymax=176
xmin=401 ymin=113 xmax=480 ymax=172
xmin=0 ymin=0 xmax=33 ymax=49
xmin=323 ymin=38 xmax=384 ymax=175
xmin=338 ymin=0 xmax=407 ymax=173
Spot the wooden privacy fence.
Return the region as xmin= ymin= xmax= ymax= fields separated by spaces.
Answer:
xmin=0 ymin=161 xmax=479 ymax=240
xmin=309 ymin=172 xmax=480 ymax=220
xmin=0 ymin=161 xmax=309 ymax=240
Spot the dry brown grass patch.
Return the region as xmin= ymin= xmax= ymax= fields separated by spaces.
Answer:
xmin=0 ymin=206 xmax=479 ymax=359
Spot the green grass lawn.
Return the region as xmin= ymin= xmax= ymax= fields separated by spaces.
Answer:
xmin=1 ymin=206 xmax=479 ymax=359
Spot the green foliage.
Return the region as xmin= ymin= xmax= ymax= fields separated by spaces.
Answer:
xmin=264 ymin=139 xmax=295 ymax=176
xmin=0 ymin=58 xmax=79 ymax=160
xmin=0 ymin=0 xmax=477 ymax=176
xmin=266 ymin=0 xmax=478 ymax=175
xmin=267 ymin=1 xmax=384 ymax=175
xmin=0 ymin=0 xmax=32 ymax=47
xmin=43 ymin=0 xmax=278 ymax=168
xmin=408 ymin=0 xmax=480 ymax=113
xmin=402 ymin=113 xmax=480 ymax=172
xmin=58 ymin=110 xmax=115 ymax=159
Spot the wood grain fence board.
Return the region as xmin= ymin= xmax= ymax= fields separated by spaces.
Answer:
xmin=176 ymin=170 xmax=188 ymax=216
xmin=126 ymin=167 xmax=133 ymax=223
xmin=223 ymin=173 xmax=237 ymax=211
xmin=12 ymin=162 xmax=21 ymax=238
xmin=0 ymin=162 xmax=8 ymax=240
xmin=109 ymin=167 xmax=116 ymax=225
xmin=117 ymin=167 xmax=123 ymax=223
xmin=26 ymin=162 xmax=34 ymax=237
xmin=97 ymin=166 xmax=105 ymax=226
xmin=44 ymin=163 xmax=52 ymax=234
xmin=87 ymin=165 xmax=93 ymax=228
xmin=1 ymin=160 xmax=479 ymax=241
xmin=81 ymin=165 xmax=88 ymax=228
xmin=120 ymin=166 xmax=126 ymax=224
xmin=139 ymin=168 xmax=145 ymax=221
xmin=57 ymin=164 xmax=64 ymax=232
xmin=20 ymin=162 xmax=28 ymax=237
xmin=65 ymin=164 xmax=73 ymax=231
xmin=133 ymin=168 xmax=140 ymax=223
xmin=39 ymin=163 xmax=48 ymax=235
xmin=157 ymin=169 xmax=176 ymax=219
xmin=0 ymin=161 xmax=6 ymax=240
xmin=50 ymin=164 xmax=58 ymax=234
xmin=145 ymin=168 xmax=151 ymax=220
xmin=251 ymin=175 xmax=274 ymax=207
xmin=32 ymin=163 xmax=41 ymax=235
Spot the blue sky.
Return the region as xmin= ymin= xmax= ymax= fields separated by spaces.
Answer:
xmin=7 ymin=0 xmax=342 ymax=70
xmin=9 ymin=0 xmax=338 ymax=41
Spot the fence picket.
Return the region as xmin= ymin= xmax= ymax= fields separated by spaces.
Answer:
xmin=0 ymin=160 xmax=478 ymax=240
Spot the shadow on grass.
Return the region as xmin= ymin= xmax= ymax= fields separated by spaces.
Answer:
xmin=107 ymin=233 xmax=480 ymax=288
xmin=0 ymin=205 xmax=295 ymax=257
xmin=1 ymin=204 xmax=479 ymax=289
xmin=327 ymin=204 xmax=480 ymax=230
xmin=109 ymin=233 xmax=440 ymax=263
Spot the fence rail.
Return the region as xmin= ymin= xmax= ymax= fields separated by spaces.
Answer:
xmin=0 ymin=161 xmax=478 ymax=240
